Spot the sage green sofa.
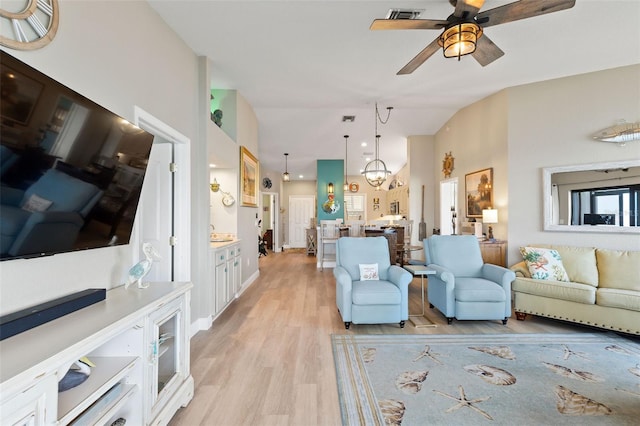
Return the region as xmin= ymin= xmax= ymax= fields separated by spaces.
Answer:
xmin=510 ymin=245 xmax=640 ymax=335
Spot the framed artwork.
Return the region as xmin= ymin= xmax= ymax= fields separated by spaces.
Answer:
xmin=240 ymin=146 xmax=259 ymax=207
xmin=0 ymin=65 xmax=44 ymax=125
xmin=465 ymin=167 xmax=493 ymax=218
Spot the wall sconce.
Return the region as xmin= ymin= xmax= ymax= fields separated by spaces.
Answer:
xmin=210 ymin=178 xmax=220 ymax=192
xmin=482 ymin=208 xmax=498 ymax=241
xmin=327 ymin=182 xmax=334 ymax=195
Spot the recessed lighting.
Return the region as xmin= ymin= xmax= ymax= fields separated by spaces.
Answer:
xmin=365 ymin=157 xmax=371 ymax=162
xmin=298 ymin=175 xmax=304 ymax=179
xmin=361 ymin=142 xmax=367 ymax=147
xmin=209 ymin=163 xmax=217 ymax=168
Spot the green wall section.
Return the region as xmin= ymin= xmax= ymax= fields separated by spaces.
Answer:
xmin=317 ymin=160 xmax=345 ymax=221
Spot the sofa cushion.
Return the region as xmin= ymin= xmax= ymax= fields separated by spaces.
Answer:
xmin=455 ymin=278 xmax=506 ymax=302
xmin=597 ymin=288 xmax=640 ymax=312
xmin=596 ymin=249 xmax=640 ymax=292
xmin=22 ymin=169 xmax=100 ymax=214
xmin=352 ymin=280 xmax=400 ymax=305
xmin=548 ymin=245 xmax=599 ymax=287
xmin=512 ymin=277 xmax=596 ymax=305
xmin=520 ymin=247 xmax=569 ymax=281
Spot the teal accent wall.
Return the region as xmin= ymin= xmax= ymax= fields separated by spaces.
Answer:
xmin=317 ymin=160 xmax=345 ymax=221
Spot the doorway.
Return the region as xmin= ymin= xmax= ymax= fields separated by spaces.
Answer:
xmin=134 ymin=106 xmax=190 ymax=282
xmin=260 ymin=192 xmax=280 ymax=253
xmin=440 ymin=178 xmax=458 ymax=235
xmin=288 ymin=195 xmax=315 ymax=248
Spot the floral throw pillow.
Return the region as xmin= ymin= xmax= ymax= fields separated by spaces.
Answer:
xmin=359 ymin=263 xmax=379 ymax=281
xmin=520 ymin=247 xmax=570 ymax=282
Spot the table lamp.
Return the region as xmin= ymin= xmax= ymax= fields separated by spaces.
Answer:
xmin=482 ymin=208 xmax=498 ymax=241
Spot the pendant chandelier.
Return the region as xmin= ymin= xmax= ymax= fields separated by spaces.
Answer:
xmin=362 ymin=103 xmax=393 ymax=188
xmin=343 ymin=135 xmax=349 ymax=191
xmin=282 ymin=153 xmax=290 ymax=182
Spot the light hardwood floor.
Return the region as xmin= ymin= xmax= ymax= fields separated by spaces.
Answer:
xmin=169 ymin=250 xmax=594 ymax=426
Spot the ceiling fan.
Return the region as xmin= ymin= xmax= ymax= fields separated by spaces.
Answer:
xmin=370 ymin=0 xmax=576 ymax=74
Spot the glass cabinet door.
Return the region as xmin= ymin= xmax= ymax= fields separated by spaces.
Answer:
xmin=148 ymin=298 xmax=184 ymax=417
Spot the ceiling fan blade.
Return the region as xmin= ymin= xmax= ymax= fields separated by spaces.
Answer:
xmin=370 ymin=19 xmax=448 ymax=31
xmin=476 ymin=0 xmax=576 ymax=28
xmin=472 ymin=34 xmax=505 ymax=66
xmin=397 ymin=38 xmax=441 ymax=75
xmin=452 ymin=0 xmax=486 ymax=19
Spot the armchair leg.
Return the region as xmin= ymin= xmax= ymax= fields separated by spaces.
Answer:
xmin=429 ymin=303 xmax=434 ymax=308
xmin=515 ymin=312 xmax=527 ymax=321
xmin=502 ymin=318 xmax=508 ymax=325
xmin=447 ymin=318 xmax=453 ymax=324
xmin=344 ymin=322 xmax=351 ymax=329
xmin=399 ymin=321 xmax=405 ymax=328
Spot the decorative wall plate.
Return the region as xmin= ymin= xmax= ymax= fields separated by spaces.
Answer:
xmin=349 ymin=182 xmax=359 ymax=192
xmin=262 ymin=177 xmax=272 ymax=189
xmin=0 ymin=0 xmax=59 ymax=50
xmin=442 ymin=151 xmax=455 ymax=178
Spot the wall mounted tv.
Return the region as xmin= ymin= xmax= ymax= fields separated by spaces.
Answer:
xmin=0 ymin=50 xmax=154 ymax=261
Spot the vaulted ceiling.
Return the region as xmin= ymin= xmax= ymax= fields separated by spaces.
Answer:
xmin=149 ymin=1 xmax=640 ymax=181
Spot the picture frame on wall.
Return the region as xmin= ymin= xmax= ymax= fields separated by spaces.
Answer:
xmin=240 ymin=146 xmax=259 ymax=207
xmin=465 ymin=167 xmax=493 ymax=218
xmin=0 ymin=65 xmax=44 ymax=125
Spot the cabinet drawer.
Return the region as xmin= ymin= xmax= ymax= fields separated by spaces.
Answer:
xmin=215 ymin=250 xmax=227 ymax=265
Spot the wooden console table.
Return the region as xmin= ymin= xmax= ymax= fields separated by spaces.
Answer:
xmin=479 ymin=240 xmax=507 ymax=267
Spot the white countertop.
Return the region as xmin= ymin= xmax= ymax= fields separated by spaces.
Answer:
xmin=210 ymin=239 xmax=241 ymax=249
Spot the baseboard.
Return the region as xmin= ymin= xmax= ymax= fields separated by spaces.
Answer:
xmin=190 ymin=316 xmax=212 ymax=337
xmin=188 ymin=270 xmax=260 ymax=337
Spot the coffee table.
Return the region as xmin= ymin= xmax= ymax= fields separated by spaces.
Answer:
xmin=403 ymin=264 xmax=437 ymax=328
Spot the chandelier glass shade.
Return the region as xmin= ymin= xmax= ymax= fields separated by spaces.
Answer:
xmin=363 ymin=136 xmax=391 ymax=188
xmin=282 ymin=153 xmax=290 ymax=182
xmin=439 ymin=22 xmax=482 ymax=60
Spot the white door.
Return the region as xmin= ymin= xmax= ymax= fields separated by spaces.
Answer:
xmin=288 ymin=195 xmax=315 ymax=248
xmin=138 ymin=141 xmax=173 ymax=281
xmin=440 ymin=178 xmax=458 ymax=235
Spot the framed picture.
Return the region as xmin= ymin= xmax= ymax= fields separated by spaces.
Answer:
xmin=240 ymin=146 xmax=259 ymax=207
xmin=0 ymin=65 xmax=44 ymax=125
xmin=465 ymin=167 xmax=493 ymax=218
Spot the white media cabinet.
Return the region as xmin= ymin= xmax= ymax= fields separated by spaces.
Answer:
xmin=0 ymin=282 xmax=194 ymax=426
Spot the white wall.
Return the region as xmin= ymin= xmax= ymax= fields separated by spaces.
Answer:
xmin=507 ymin=64 xmax=640 ymax=260
xmin=434 ymin=91 xmax=510 ymax=246
xmin=0 ymin=2 xmax=207 ymax=317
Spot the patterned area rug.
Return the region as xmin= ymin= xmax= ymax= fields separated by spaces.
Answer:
xmin=332 ymin=333 xmax=640 ymax=425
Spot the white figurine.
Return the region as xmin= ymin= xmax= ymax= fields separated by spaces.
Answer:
xmin=125 ymin=242 xmax=161 ymax=289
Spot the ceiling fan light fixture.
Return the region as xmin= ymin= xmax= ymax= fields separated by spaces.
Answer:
xmin=439 ymin=22 xmax=482 ymax=60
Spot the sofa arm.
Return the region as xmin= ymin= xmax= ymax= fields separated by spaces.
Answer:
xmin=510 ymin=261 xmax=530 ymax=278
xmin=0 ymin=186 xmax=25 ymax=206
xmin=482 ymin=264 xmax=516 ymax=286
xmin=388 ymin=265 xmax=412 ymax=288
xmin=333 ymin=266 xmax=353 ymax=321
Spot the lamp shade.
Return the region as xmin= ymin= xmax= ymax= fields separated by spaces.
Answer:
xmin=482 ymin=208 xmax=498 ymax=224
xmin=439 ymin=22 xmax=482 ymax=59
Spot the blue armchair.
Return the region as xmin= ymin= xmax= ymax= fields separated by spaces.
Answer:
xmin=0 ymin=169 xmax=103 ymax=257
xmin=422 ymin=235 xmax=515 ymax=325
xmin=333 ymin=236 xmax=412 ymax=329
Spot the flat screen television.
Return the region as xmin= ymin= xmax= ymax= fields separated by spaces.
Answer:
xmin=0 ymin=50 xmax=154 ymax=261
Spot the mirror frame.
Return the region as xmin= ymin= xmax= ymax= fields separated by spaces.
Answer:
xmin=543 ymin=159 xmax=640 ymax=234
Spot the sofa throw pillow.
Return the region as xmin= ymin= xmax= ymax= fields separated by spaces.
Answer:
xmin=22 ymin=194 xmax=53 ymax=212
xmin=520 ymin=247 xmax=570 ymax=282
xmin=359 ymin=263 xmax=379 ymax=281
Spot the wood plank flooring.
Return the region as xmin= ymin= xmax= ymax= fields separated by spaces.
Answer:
xmin=169 ymin=250 xmax=593 ymax=426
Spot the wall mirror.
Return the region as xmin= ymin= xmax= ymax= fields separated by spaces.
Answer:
xmin=543 ymin=160 xmax=640 ymax=234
